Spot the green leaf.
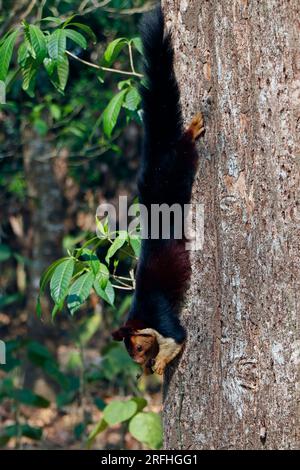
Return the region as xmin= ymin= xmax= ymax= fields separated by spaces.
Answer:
xmin=65 ymin=350 xmax=82 ymax=370
xmin=41 ymin=17 xmax=63 ymax=25
xmin=80 ymin=249 xmax=101 ymax=276
xmin=34 ymin=118 xmax=48 ymax=136
xmin=29 ymin=25 xmax=47 ymax=61
xmin=12 ymin=389 xmax=50 ymax=408
xmin=102 ymin=89 xmax=127 ymax=137
xmin=105 ymin=234 xmax=127 ymax=263
xmin=94 ymin=397 xmax=106 ymax=411
xmin=87 ymin=419 xmax=108 ymax=448
xmin=65 ymin=29 xmax=87 ymax=49
xmin=129 ymin=412 xmax=163 ymax=449
xmin=97 ymin=72 xmax=104 ymax=84
xmin=21 ymin=424 xmax=43 ymax=440
xmin=62 ymin=15 xmax=78 ymax=28
xmin=99 ymin=344 xmax=140 ymax=380
xmin=131 ymin=37 xmax=143 ymax=55
xmin=129 ymin=235 xmax=141 ymax=257
xmin=93 ymin=278 xmax=115 ymax=306
xmin=117 ymin=79 xmax=131 ymax=90
xmin=103 ymin=400 xmax=137 ymax=426
xmin=43 ymin=361 xmax=70 ymax=390
xmin=39 ymin=257 xmax=70 ymax=294
xmin=130 ymin=397 xmax=147 ymax=412
xmin=17 ymin=43 xmax=29 ymax=66
xmin=97 ymin=262 xmax=109 ymax=286
xmin=48 ymin=29 xmax=66 ymax=59
xmin=0 ymin=29 xmax=15 ymax=48
xmin=56 ymin=390 xmax=77 ymax=408
xmin=67 ymin=23 xmax=96 ymax=42
xmin=124 ymin=87 xmax=141 ymax=111
xmin=49 ymin=103 xmax=61 ymax=120
xmin=67 ymin=271 xmax=94 ymax=315
xmin=0 ymin=424 xmax=42 ymax=446
xmin=75 ymin=236 xmax=99 ymax=254
xmin=50 ymin=258 xmax=74 ymax=304
xmin=0 ymin=293 xmax=21 ymax=310
xmin=0 ymin=30 xmax=18 ymax=81
xmin=91 ymin=260 xmax=112 ymax=301
xmin=57 ymin=53 xmax=69 ymax=90
xmin=43 ymin=57 xmax=56 ymax=76
xmin=74 ymin=422 xmax=85 ymax=440
xmin=95 ymin=216 xmax=108 ymax=237
xmin=27 ymin=341 xmax=53 ymax=362
xmin=21 ymin=57 xmax=38 ymax=96
xmin=36 ymin=295 xmax=43 ymax=317
xmin=23 ymin=21 xmax=36 ymax=58
xmin=103 ymin=37 xmax=127 ymax=66
xmin=0 ymin=244 xmax=11 ymax=262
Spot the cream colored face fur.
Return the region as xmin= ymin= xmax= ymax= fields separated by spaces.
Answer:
xmin=137 ymin=328 xmax=184 ymax=375
xmin=129 ymin=333 xmax=158 ymax=365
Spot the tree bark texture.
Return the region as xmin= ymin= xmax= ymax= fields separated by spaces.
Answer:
xmin=163 ymin=0 xmax=299 ymax=450
xmin=23 ymin=124 xmax=66 ymax=340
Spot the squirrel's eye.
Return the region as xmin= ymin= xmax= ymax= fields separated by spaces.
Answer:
xmin=136 ymin=345 xmax=143 ymax=352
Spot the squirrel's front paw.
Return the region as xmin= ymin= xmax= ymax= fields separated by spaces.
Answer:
xmin=153 ymin=358 xmax=167 ymax=375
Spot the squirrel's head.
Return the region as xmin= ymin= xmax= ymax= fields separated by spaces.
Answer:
xmin=112 ymin=323 xmax=159 ymax=368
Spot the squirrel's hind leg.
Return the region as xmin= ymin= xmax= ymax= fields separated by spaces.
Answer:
xmin=186 ymin=113 xmax=205 ymax=141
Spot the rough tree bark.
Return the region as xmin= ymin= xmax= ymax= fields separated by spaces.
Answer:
xmin=163 ymin=0 xmax=299 ymax=449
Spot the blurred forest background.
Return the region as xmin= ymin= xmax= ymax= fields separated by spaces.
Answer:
xmin=0 ymin=0 xmax=163 ymax=450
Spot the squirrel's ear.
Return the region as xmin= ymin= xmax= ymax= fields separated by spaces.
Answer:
xmin=112 ymin=326 xmax=132 ymax=341
xmin=112 ymin=328 xmax=125 ymax=341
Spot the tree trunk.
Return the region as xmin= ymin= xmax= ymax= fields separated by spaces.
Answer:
xmin=163 ymin=0 xmax=299 ymax=450
xmin=23 ymin=125 xmax=66 ymax=327
xmin=22 ymin=123 xmax=66 ymax=393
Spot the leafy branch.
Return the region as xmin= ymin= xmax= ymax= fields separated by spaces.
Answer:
xmin=37 ymin=221 xmax=141 ymax=319
xmin=0 ymin=18 xmax=143 ymax=138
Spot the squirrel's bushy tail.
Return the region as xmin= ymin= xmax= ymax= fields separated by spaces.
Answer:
xmin=139 ymin=6 xmax=183 ymax=148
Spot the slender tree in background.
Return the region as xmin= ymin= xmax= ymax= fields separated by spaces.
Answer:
xmin=163 ymin=0 xmax=299 ymax=449
xmin=22 ymin=124 xmax=65 ymax=334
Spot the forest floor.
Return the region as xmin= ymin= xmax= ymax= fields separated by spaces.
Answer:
xmin=0 ymin=391 xmax=162 ymax=449
xmin=0 ymin=309 xmax=162 ymax=450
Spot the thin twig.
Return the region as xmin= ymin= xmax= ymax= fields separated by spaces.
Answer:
xmin=104 ymin=1 xmax=156 ymax=15
xmin=66 ymin=50 xmax=143 ymax=78
xmin=37 ymin=0 xmax=47 ymax=22
xmin=91 ymin=267 xmax=135 ymax=288
xmin=128 ymin=42 xmax=136 ymax=75
xmin=66 ymin=51 xmax=101 ymax=70
xmin=78 ymin=0 xmax=112 ymax=16
xmin=20 ymin=0 xmax=38 ymax=21
xmin=79 ymin=0 xmax=90 ymax=12
xmin=61 ymin=0 xmax=112 ymax=21
xmin=51 ymin=105 xmax=84 ymax=129
xmin=0 ymin=0 xmax=36 ymax=35
xmin=111 ymin=276 xmax=134 ymax=289
xmin=111 ymin=283 xmax=134 ymax=291
xmin=112 ymin=274 xmax=134 ymax=282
